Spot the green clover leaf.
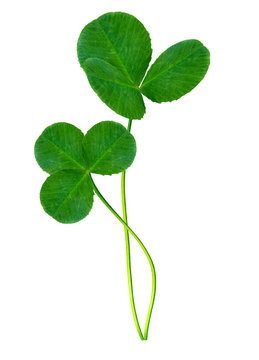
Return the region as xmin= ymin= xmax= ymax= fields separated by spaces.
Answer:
xmin=77 ymin=12 xmax=210 ymax=120
xmin=35 ymin=121 xmax=136 ymax=223
xmin=77 ymin=12 xmax=151 ymax=119
xmin=34 ymin=122 xmax=86 ymax=173
xmin=84 ymin=121 xmax=136 ymax=175
xmin=140 ymin=39 xmax=210 ymax=102
xmin=40 ymin=170 xmax=94 ymax=224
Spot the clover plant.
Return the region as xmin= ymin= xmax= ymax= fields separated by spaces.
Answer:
xmin=35 ymin=11 xmax=210 ymax=340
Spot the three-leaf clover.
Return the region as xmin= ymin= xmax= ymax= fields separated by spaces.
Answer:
xmin=77 ymin=12 xmax=210 ymax=119
xmin=35 ymin=121 xmax=136 ymax=223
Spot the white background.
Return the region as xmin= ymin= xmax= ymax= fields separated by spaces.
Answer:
xmin=0 ymin=0 xmax=258 ymax=359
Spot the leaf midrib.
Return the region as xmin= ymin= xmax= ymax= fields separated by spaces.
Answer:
xmin=88 ymin=130 xmax=127 ymax=172
xmin=96 ymin=19 xmax=136 ymax=87
xmin=87 ymin=70 xmax=138 ymax=90
xmin=141 ymin=45 xmax=204 ymax=88
xmin=42 ymin=135 xmax=85 ymax=170
xmin=53 ymin=172 xmax=88 ymax=217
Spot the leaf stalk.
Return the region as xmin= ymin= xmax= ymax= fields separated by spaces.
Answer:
xmin=89 ymin=173 xmax=156 ymax=340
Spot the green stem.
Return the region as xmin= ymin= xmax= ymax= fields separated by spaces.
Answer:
xmin=122 ymin=174 xmax=143 ymax=337
xmin=122 ymin=119 xmax=143 ymax=339
xmin=89 ymin=174 xmax=156 ymax=340
xmin=122 ymin=119 xmax=156 ymax=340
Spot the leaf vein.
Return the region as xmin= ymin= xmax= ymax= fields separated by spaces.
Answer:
xmin=96 ymin=19 xmax=136 ymax=86
xmin=42 ymin=135 xmax=85 ymax=170
xmin=88 ymin=130 xmax=127 ymax=172
xmin=53 ymin=173 xmax=88 ymax=217
xmin=87 ymin=72 xmax=138 ymax=89
xmin=141 ymin=45 xmax=204 ymax=88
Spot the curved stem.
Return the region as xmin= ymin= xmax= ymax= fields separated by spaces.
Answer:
xmin=89 ymin=174 xmax=156 ymax=340
xmin=122 ymin=119 xmax=143 ymax=339
xmin=122 ymin=119 xmax=156 ymax=340
xmin=122 ymin=173 xmax=143 ymax=338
